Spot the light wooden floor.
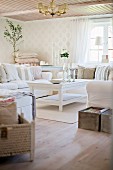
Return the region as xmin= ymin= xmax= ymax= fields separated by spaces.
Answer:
xmin=0 ymin=118 xmax=112 ymax=170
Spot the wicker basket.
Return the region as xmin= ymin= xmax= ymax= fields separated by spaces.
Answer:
xmin=0 ymin=115 xmax=35 ymax=161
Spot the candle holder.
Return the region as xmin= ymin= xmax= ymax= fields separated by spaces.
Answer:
xmin=67 ymin=68 xmax=71 ymax=82
xmin=70 ymin=68 xmax=76 ymax=82
xmin=63 ymin=69 xmax=66 ymax=82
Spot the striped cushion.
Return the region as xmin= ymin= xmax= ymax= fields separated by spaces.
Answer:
xmin=17 ymin=66 xmax=34 ymax=81
xmin=108 ymin=68 xmax=113 ymax=80
xmin=0 ymin=65 xmax=8 ymax=83
xmin=95 ymin=65 xmax=110 ymax=80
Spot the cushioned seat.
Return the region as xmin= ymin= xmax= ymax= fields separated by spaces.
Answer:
xmin=0 ymin=64 xmax=53 ymax=98
xmin=12 ymin=80 xmax=29 ymax=89
xmin=0 ymin=82 xmax=18 ymax=90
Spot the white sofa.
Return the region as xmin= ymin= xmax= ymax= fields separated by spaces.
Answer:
xmin=86 ymin=81 xmax=113 ymax=109
xmin=0 ymin=64 xmax=53 ymax=121
xmin=0 ymin=64 xmax=52 ymax=98
xmin=57 ymin=64 xmax=113 ymax=109
xmin=63 ymin=64 xmax=113 ymax=95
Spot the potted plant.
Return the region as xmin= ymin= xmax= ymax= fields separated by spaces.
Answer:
xmin=4 ymin=19 xmax=23 ymax=59
xmin=60 ymin=49 xmax=69 ymax=58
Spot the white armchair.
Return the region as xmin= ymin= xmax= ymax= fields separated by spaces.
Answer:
xmin=86 ymin=81 xmax=113 ymax=109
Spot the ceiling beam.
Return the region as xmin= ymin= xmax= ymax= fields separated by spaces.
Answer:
xmin=0 ymin=0 xmax=112 ymax=17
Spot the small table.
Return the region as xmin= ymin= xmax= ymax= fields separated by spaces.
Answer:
xmin=27 ymin=80 xmax=88 ymax=111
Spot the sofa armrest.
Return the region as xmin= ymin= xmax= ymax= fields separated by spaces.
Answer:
xmin=41 ymin=72 xmax=52 ymax=80
xmin=86 ymin=81 xmax=113 ymax=109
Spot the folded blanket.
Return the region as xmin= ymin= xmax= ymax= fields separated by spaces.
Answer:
xmin=0 ymin=97 xmax=15 ymax=106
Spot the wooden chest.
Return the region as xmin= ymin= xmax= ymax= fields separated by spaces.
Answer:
xmin=78 ymin=107 xmax=106 ymax=131
xmin=101 ymin=109 xmax=112 ymax=134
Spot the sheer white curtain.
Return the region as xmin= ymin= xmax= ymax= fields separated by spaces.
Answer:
xmin=71 ymin=18 xmax=92 ymax=64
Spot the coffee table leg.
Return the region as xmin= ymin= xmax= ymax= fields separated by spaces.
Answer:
xmin=30 ymin=87 xmax=34 ymax=95
xmin=59 ymin=89 xmax=63 ymax=112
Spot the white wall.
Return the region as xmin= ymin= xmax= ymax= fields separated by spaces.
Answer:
xmin=23 ymin=19 xmax=72 ymax=65
xmin=0 ymin=17 xmax=24 ymax=63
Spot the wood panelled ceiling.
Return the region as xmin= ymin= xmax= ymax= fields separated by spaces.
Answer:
xmin=0 ymin=0 xmax=113 ymax=21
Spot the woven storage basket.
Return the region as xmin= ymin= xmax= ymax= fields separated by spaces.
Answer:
xmin=0 ymin=115 xmax=35 ymax=161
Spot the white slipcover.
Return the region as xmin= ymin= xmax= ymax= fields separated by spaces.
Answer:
xmin=86 ymin=80 xmax=113 ymax=109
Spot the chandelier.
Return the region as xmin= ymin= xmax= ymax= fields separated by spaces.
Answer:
xmin=37 ymin=0 xmax=68 ymax=17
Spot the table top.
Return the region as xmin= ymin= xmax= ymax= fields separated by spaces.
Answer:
xmin=41 ymin=65 xmax=63 ymax=71
xmin=27 ymin=79 xmax=88 ymax=91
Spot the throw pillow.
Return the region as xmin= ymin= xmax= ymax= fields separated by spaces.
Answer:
xmin=30 ymin=66 xmax=42 ymax=79
xmin=0 ymin=65 xmax=8 ymax=83
xmin=0 ymin=101 xmax=18 ymax=125
xmin=77 ymin=66 xmax=96 ymax=79
xmin=2 ymin=64 xmax=20 ymax=81
xmin=108 ymin=68 xmax=113 ymax=80
xmin=95 ymin=65 xmax=110 ymax=80
xmin=25 ymin=67 xmax=34 ymax=81
xmin=17 ymin=66 xmax=34 ymax=81
xmin=17 ymin=66 xmax=26 ymax=80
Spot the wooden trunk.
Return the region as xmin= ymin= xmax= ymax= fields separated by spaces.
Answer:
xmin=78 ymin=107 xmax=105 ymax=131
xmin=101 ymin=109 xmax=112 ymax=134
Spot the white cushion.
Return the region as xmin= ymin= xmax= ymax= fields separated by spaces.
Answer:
xmin=0 ymin=65 xmax=9 ymax=83
xmin=108 ymin=68 xmax=113 ymax=80
xmin=2 ymin=64 xmax=20 ymax=81
xmin=25 ymin=67 xmax=34 ymax=80
xmin=0 ymin=82 xmax=18 ymax=90
xmin=12 ymin=80 xmax=29 ymax=89
xmin=86 ymin=81 xmax=113 ymax=109
xmin=17 ymin=66 xmax=26 ymax=80
xmin=17 ymin=66 xmax=34 ymax=81
xmin=95 ymin=65 xmax=110 ymax=80
xmin=41 ymin=72 xmax=52 ymax=80
xmin=30 ymin=66 xmax=42 ymax=79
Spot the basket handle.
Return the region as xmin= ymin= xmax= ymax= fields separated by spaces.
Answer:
xmin=0 ymin=127 xmax=8 ymax=139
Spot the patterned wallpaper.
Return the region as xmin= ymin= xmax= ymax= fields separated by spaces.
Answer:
xmin=23 ymin=19 xmax=72 ymax=66
xmin=0 ymin=17 xmax=73 ymax=65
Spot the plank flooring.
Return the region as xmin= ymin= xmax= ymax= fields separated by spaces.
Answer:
xmin=0 ymin=118 xmax=112 ymax=170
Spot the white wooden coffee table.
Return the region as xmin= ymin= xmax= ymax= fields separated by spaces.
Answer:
xmin=27 ymin=80 xmax=88 ymax=111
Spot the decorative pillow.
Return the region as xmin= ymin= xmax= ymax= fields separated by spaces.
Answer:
xmin=108 ymin=68 xmax=113 ymax=80
xmin=17 ymin=66 xmax=26 ymax=80
xmin=2 ymin=64 xmax=20 ymax=81
xmin=0 ymin=65 xmax=8 ymax=83
xmin=95 ymin=65 xmax=110 ymax=80
xmin=77 ymin=66 xmax=96 ymax=79
xmin=0 ymin=101 xmax=18 ymax=125
xmin=17 ymin=66 xmax=34 ymax=81
xmin=25 ymin=67 xmax=34 ymax=80
xmin=30 ymin=66 xmax=42 ymax=79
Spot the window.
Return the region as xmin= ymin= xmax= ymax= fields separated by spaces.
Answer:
xmin=108 ymin=26 xmax=113 ymax=60
xmin=89 ymin=19 xmax=113 ymax=63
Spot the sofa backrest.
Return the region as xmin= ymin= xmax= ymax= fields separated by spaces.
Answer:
xmin=0 ymin=64 xmax=43 ymax=83
xmin=76 ymin=64 xmax=113 ymax=80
